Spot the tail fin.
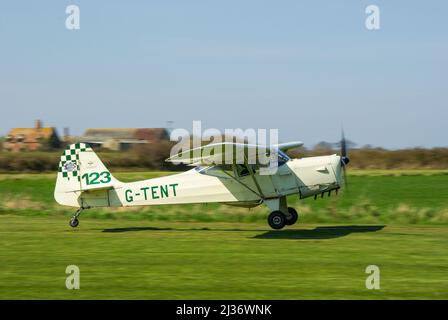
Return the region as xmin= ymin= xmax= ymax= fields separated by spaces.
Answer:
xmin=54 ymin=143 xmax=119 ymax=207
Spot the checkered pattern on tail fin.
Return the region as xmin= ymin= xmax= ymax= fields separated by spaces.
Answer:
xmin=58 ymin=143 xmax=92 ymax=182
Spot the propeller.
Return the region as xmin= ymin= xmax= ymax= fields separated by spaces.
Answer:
xmin=340 ymin=129 xmax=350 ymax=188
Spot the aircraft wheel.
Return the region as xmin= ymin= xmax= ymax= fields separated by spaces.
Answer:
xmin=285 ymin=207 xmax=298 ymax=225
xmin=69 ymin=218 xmax=79 ymax=228
xmin=268 ymin=211 xmax=286 ymax=230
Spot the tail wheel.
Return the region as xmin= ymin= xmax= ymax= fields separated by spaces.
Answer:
xmin=285 ymin=207 xmax=298 ymax=225
xmin=69 ymin=218 xmax=79 ymax=228
xmin=268 ymin=211 xmax=286 ymax=230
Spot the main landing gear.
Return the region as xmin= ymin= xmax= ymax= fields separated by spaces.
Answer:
xmin=268 ymin=207 xmax=299 ymax=230
xmin=265 ymin=197 xmax=299 ymax=230
xmin=69 ymin=208 xmax=83 ymax=228
xmin=264 ymin=196 xmax=299 ymax=230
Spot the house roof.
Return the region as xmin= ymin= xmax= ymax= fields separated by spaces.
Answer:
xmin=82 ymin=128 xmax=169 ymax=142
xmin=84 ymin=128 xmax=137 ymax=140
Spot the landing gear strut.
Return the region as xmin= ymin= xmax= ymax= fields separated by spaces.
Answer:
xmin=69 ymin=208 xmax=83 ymax=228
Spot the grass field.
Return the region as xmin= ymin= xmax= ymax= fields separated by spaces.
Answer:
xmin=0 ymin=170 xmax=448 ymax=299
xmin=0 ymin=216 xmax=447 ymax=299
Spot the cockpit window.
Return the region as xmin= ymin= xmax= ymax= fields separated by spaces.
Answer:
xmin=278 ymin=150 xmax=290 ymax=166
xmin=196 ymin=150 xmax=289 ymax=177
xmin=235 ymin=164 xmax=254 ymax=177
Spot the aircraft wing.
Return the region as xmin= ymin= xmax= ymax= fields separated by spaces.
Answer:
xmin=166 ymin=140 xmax=303 ymax=166
xmin=274 ymin=141 xmax=303 ymax=152
xmin=166 ymin=142 xmax=276 ymax=166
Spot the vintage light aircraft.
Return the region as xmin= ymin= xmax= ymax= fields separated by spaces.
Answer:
xmin=55 ymin=135 xmax=350 ymax=230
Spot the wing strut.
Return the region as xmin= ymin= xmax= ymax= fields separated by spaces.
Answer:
xmin=245 ymin=157 xmax=265 ymax=200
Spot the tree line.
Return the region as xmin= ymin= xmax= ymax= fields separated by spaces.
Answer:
xmin=0 ymin=143 xmax=448 ymax=172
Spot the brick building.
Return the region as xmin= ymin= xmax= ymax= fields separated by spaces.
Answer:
xmin=3 ymin=120 xmax=61 ymax=152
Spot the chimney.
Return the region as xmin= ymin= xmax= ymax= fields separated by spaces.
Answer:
xmin=35 ymin=120 xmax=42 ymax=129
xmin=64 ymin=127 xmax=70 ymax=141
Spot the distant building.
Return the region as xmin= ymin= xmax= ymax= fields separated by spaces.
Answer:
xmin=78 ymin=128 xmax=170 ymax=151
xmin=3 ymin=120 xmax=61 ymax=152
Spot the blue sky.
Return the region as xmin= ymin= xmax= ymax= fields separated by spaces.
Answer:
xmin=0 ymin=1 xmax=446 ymax=148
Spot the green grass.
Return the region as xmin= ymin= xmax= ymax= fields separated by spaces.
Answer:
xmin=0 ymin=215 xmax=447 ymax=299
xmin=1 ymin=170 xmax=447 ymax=299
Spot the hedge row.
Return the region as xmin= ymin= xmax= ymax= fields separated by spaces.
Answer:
xmin=1 ymin=146 xmax=448 ymax=172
